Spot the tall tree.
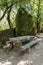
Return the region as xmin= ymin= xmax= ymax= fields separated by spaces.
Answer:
xmin=0 ymin=0 xmax=29 ymax=29
xmin=37 ymin=0 xmax=41 ymax=32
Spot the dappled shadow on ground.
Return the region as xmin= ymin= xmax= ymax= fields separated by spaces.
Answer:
xmin=0 ymin=48 xmax=33 ymax=65
xmin=0 ymin=38 xmax=43 ymax=65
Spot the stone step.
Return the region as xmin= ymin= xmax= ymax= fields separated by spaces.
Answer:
xmin=20 ymin=39 xmax=39 ymax=51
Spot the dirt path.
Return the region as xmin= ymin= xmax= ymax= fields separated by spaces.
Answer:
xmin=0 ymin=38 xmax=43 ymax=65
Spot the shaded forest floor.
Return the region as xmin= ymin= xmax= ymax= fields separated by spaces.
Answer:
xmin=0 ymin=33 xmax=43 ymax=65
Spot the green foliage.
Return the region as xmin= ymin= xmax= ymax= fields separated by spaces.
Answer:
xmin=15 ymin=7 xmax=36 ymax=36
xmin=0 ymin=29 xmax=14 ymax=42
xmin=0 ymin=42 xmax=4 ymax=47
xmin=0 ymin=26 xmax=3 ymax=31
xmin=0 ymin=0 xmax=43 ymax=35
xmin=0 ymin=0 xmax=29 ymax=30
xmin=0 ymin=0 xmax=29 ymax=8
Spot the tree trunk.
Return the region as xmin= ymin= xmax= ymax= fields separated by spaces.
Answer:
xmin=37 ymin=0 xmax=41 ymax=33
xmin=7 ymin=8 xmax=12 ymax=29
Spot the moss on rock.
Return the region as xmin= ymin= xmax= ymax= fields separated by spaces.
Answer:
xmin=15 ymin=7 xmax=37 ymax=36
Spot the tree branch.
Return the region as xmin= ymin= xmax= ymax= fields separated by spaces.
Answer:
xmin=7 ymin=5 xmax=13 ymax=29
xmin=0 ymin=8 xmax=8 ymax=20
xmin=0 ymin=3 xmax=13 ymax=20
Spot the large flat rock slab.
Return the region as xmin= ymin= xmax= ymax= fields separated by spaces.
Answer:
xmin=21 ymin=39 xmax=39 ymax=51
xmin=9 ymin=36 xmax=34 ymax=41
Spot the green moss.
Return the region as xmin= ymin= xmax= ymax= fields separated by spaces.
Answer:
xmin=0 ymin=42 xmax=4 ymax=47
xmin=15 ymin=7 xmax=36 ymax=36
xmin=0 ymin=29 xmax=14 ymax=42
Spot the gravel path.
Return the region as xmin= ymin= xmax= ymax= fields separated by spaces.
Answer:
xmin=0 ymin=38 xmax=43 ymax=65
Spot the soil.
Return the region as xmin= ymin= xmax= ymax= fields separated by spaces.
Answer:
xmin=0 ymin=33 xmax=43 ymax=65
